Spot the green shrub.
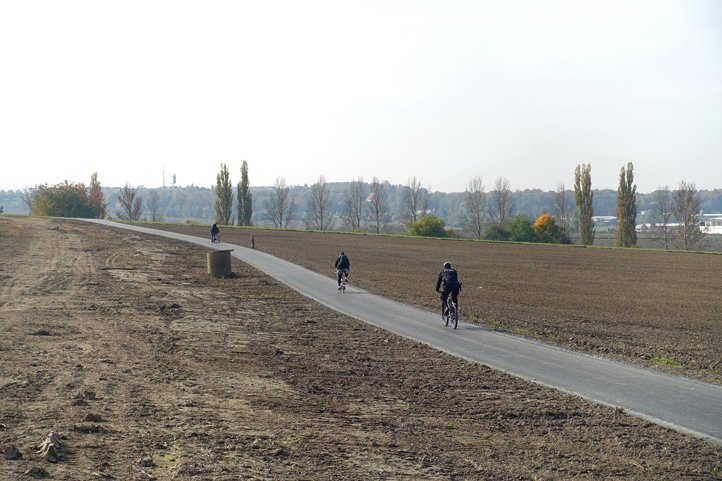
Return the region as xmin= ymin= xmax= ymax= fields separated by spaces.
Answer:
xmin=407 ymin=215 xmax=448 ymax=238
xmin=507 ymin=214 xmax=536 ymax=242
xmin=29 ymin=182 xmax=102 ymax=218
xmin=483 ymin=223 xmax=510 ymax=241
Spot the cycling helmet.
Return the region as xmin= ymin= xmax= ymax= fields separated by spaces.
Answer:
xmin=340 ymin=251 xmax=345 ymax=256
xmin=443 ymin=262 xmax=452 ymax=269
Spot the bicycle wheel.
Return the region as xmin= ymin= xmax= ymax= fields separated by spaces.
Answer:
xmin=451 ymin=301 xmax=458 ymax=329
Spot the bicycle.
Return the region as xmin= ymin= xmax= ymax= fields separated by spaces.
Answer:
xmin=442 ymin=296 xmax=458 ymax=329
xmin=336 ymin=269 xmax=349 ymax=293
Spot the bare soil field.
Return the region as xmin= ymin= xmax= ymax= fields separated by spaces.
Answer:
xmin=1 ymin=217 xmax=720 ymax=480
xmin=148 ymin=224 xmax=722 ymax=385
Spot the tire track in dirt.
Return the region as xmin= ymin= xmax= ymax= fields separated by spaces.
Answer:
xmin=0 ymin=219 xmax=173 ymax=478
xmin=0 ymin=218 xmax=51 ymax=312
xmin=0 ymin=219 xmax=98 ymax=475
xmin=2 ymin=218 xmax=721 ymax=481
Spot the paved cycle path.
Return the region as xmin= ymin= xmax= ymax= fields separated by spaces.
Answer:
xmin=86 ymin=220 xmax=722 ymax=445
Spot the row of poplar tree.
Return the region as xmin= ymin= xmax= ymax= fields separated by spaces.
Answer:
xmin=574 ymin=162 xmax=704 ymax=250
xmin=213 ymin=161 xmax=253 ymax=227
xmin=212 ymin=160 xmax=705 ymax=251
xmin=16 ymin=159 xmax=703 ymax=251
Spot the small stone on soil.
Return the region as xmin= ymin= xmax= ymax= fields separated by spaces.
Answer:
xmin=24 ymin=466 xmax=49 ymax=478
xmin=4 ymin=445 xmax=22 ymax=460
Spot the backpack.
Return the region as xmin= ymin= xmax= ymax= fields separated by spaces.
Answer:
xmin=441 ymin=268 xmax=459 ymax=288
xmin=336 ymin=255 xmax=349 ymax=269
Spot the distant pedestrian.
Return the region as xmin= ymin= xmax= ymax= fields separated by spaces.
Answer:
xmin=251 ymin=235 xmax=255 ymax=249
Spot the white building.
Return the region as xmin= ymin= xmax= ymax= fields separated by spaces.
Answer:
xmin=700 ymin=214 xmax=722 ymax=234
xmin=636 ymin=213 xmax=722 ymax=234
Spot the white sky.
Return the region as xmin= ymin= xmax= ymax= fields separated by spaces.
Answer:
xmin=1 ymin=0 xmax=720 ymax=193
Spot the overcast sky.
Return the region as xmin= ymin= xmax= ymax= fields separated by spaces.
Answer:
xmin=1 ymin=0 xmax=720 ymax=193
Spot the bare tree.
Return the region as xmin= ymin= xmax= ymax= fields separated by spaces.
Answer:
xmin=574 ymin=164 xmax=594 ymax=245
xmin=263 ymin=177 xmax=296 ymax=228
xmin=489 ymin=177 xmax=513 ymax=225
xmin=306 ymin=175 xmax=334 ymax=230
xmin=672 ymin=180 xmax=703 ymax=251
xmin=21 ymin=188 xmax=36 ymax=214
xmin=553 ymin=183 xmax=571 ymax=233
xmin=653 ymin=185 xmax=673 ymax=249
xmin=146 ymin=190 xmax=164 ymax=222
xmin=214 ymin=163 xmax=234 ymax=225
xmin=614 ymin=162 xmax=637 ymax=248
xmin=117 ymin=183 xmax=143 ymax=221
xmin=403 ymin=177 xmax=428 ymax=222
xmin=236 ymin=160 xmax=253 ymax=226
xmin=342 ymin=178 xmax=365 ymax=231
xmin=464 ymin=176 xmax=486 ymax=239
xmin=366 ymin=177 xmax=390 ymax=234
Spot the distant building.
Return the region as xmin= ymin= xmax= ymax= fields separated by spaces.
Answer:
xmin=700 ymin=213 xmax=722 ymax=234
xmin=592 ymin=215 xmax=617 ymax=231
xmin=635 ymin=213 xmax=722 ymax=234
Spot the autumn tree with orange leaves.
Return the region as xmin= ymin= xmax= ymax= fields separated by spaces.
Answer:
xmin=533 ymin=212 xmax=570 ymax=244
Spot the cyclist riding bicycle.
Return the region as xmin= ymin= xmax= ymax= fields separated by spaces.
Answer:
xmin=210 ymin=223 xmax=220 ymax=243
xmin=334 ymin=251 xmax=350 ymax=290
xmin=435 ymin=261 xmax=462 ymax=314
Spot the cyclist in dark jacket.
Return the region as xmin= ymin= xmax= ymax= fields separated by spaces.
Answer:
xmin=334 ymin=251 xmax=350 ymax=289
xmin=435 ymin=262 xmax=462 ymax=313
xmin=210 ymin=223 xmax=220 ymax=242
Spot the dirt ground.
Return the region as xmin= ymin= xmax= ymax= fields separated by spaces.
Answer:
xmin=1 ymin=217 xmax=721 ymax=481
xmin=149 ymin=224 xmax=722 ymax=385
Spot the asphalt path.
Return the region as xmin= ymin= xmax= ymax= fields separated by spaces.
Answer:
xmin=85 ymin=220 xmax=722 ymax=445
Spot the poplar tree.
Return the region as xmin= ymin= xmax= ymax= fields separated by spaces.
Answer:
xmin=574 ymin=163 xmax=594 ymax=245
xmin=614 ymin=162 xmax=637 ymax=247
xmin=214 ymin=163 xmax=233 ymax=225
xmin=553 ymin=183 xmax=571 ymax=233
xmin=88 ymin=172 xmax=108 ymax=219
xmin=236 ymin=160 xmax=253 ymax=226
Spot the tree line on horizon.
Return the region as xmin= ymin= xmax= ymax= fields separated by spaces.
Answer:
xmin=4 ymin=161 xmax=719 ymax=251
xmin=207 ymin=161 xmax=710 ymax=250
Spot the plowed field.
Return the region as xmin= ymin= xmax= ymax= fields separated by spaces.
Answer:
xmin=1 ymin=217 xmax=720 ymax=481
xmin=149 ymin=224 xmax=722 ymax=385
